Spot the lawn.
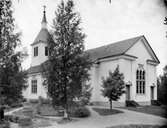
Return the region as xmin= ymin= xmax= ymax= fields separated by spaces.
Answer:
xmin=13 ymin=102 xmax=90 ymax=118
xmin=107 ymin=124 xmax=167 ymax=128
xmin=92 ymin=107 xmax=123 ymax=116
xmin=121 ymin=105 xmax=167 ymax=118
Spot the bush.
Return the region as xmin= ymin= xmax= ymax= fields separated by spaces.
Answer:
xmin=72 ymin=107 xmax=90 ymax=118
xmin=10 ymin=102 xmax=23 ymax=108
xmin=0 ymin=120 xmax=10 ymax=128
xmin=38 ymin=96 xmax=51 ymax=105
xmin=29 ymin=99 xmax=38 ymax=104
xmin=21 ymin=98 xmax=27 ymax=103
xmin=126 ymin=100 xmax=140 ymax=107
xmin=5 ymin=115 xmax=20 ymax=123
xmin=18 ymin=116 xmax=33 ymax=127
xmin=151 ymin=100 xmax=161 ymax=106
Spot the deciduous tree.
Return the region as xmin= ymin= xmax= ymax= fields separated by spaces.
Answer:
xmin=0 ymin=0 xmax=27 ymax=106
xmin=101 ymin=66 xmax=125 ymax=110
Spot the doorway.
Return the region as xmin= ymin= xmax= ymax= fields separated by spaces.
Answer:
xmin=151 ymin=86 xmax=154 ymax=100
xmin=126 ymin=85 xmax=130 ymax=100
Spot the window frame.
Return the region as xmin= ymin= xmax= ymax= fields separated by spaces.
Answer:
xmin=136 ymin=69 xmax=145 ymax=95
xmin=45 ymin=46 xmax=48 ymax=56
xmin=31 ymin=80 xmax=37 ymax=94
xmin=34 ymin=47 xmax=38 ymax=57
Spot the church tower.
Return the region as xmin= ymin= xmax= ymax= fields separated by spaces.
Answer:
xmin=30 ymin=6 xmax=50 ymax=67
xmin=25 ymin=6 xmax=50 ymax=100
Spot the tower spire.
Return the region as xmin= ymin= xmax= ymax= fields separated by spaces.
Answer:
xmin=41 ymin=5 xmax=47 ymax=29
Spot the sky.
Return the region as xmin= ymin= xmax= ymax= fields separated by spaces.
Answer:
xmin=12 ymin=0 xmax=167 ymax=75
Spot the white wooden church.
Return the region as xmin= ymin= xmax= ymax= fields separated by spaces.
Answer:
xmin=23 ymin=9 xmax=160 ymax=106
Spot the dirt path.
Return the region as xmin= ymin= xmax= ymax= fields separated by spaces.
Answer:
xmin=5 ymin=106 xmax=167 ymax=128
xmin=47 ymin=106 xmax=167 ymax=128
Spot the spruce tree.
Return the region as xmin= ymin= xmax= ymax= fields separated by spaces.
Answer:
xmin=158 ymin=65 xmax=167 ymax=105
xmin=0 ymin=0 xmax=27 ymax=106
xmin=101 ymin=66 xmax=125 ymax=110
xmin=43 ymin=0 xmax=92 ymax=118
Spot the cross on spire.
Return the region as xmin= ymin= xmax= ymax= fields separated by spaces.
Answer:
xmin=43 ymin=5 xmax=46 ymax=12
xmin=41 ymin=5 xmax=47 ymax=28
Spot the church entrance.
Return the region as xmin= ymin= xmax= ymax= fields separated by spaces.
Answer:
xmin=150 ymin=86 xmax=154 ymax=100
xmin=126 ymin=85 xmax=130 ymax=100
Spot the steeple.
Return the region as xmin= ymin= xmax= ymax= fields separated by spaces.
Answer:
xmin=41 ymin=5 xmax=47 ymax=29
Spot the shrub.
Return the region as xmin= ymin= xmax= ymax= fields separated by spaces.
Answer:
xmin=72 ymin=107 xmax=90 ymax=118
xmin=38 ymin=96 xmax=51 ymax=105
xmin=79 ymin=97 xmax=90 ymax=106
xmin=5 ymin=115 xmax=20 ymax=123
xmin=151 ymin=100 xmax=161 ymax=106
xmin=10 ymin=102 xmax=23 ymax=108
xmin=21 ymin=98 xmax=27 ymax=103
xmin=29 ymin=99 xmax=38 ymax=104
xmin=0 ymin=120 xmax=10 ymax=128
xmin=18 ymin=116 xmax=33 ymax=127
xmin=125 ymin=100 xmax=140 ymax=107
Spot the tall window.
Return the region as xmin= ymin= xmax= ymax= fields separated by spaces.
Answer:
xmin=34 ymin=47 xmax=38 ymax=56
xmin=136 ymin=69 xmax=145 ymax=94
xmin=45 ymin=46 xmax=48 ymax=56
xmin=31 ymin=80 xmax=37 ymax=94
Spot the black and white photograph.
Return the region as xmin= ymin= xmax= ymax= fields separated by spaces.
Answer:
xmin=0 ymin=0 xmax=167 ymax=127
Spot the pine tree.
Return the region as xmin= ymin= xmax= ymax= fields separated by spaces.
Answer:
xmin=0 ymin=0 xmax=27 ymax=106
xmin=101 ymin=66 xmax=125 ymax=110
xmin=43 ymin=0 xmax=92 ymax=118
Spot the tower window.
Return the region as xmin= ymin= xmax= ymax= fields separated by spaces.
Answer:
xmin=34 ymin=47 xmax=38 ymax=56
xmin=31 ymin=80 xmax=37 ymax=94
xmin=136 ymin=69 xmax=145 ymax=94
xmin=45 ymin=47 xmax=48 ymax=56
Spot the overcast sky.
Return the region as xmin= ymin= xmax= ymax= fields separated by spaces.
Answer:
xmin=13 ymin=0 xmax=167 ymax=75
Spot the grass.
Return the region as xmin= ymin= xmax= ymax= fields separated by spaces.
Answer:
xmin=92 ymin=107 xmax=123 ymax=116
xmin=33 ymin=118 xmax=52 ymax=127
xmin=13 ymin=102 xmax=90 ymax=118
xmin=37 ymin=104 xmax=63 ymax=116
xmin=121 ymin=105 xmax=167 ymax=118
xmin=107 ymin=124 xmax=167 ymax=128
xmin=37 ymin=104 xmax=90 ymax=118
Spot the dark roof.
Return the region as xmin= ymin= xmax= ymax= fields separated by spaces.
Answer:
xmin=27 ymin=61 xmax=49 ymax=74
xmin=27 ymin=65 xmax=43 ymax=74
xmin=31 ymin=28 xmax=51 ymax=46
xmin=86 ymin=35 xmax=142 ymax=61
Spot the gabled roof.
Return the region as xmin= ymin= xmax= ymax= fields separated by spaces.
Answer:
xmin=86 ymin=35 xmax=142 ymax=61
xmin=28 ymin=35 xmax=160 ymax=74
xmin=86 ymin=35 xmax=160 ymax=64
xmin=31 ymin=28 xmax=51 ymax=46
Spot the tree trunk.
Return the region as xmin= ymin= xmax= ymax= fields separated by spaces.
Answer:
xmin=0 ymin=107 xmax=4 ymax=121
xmin=63 ymin=109 xmax=69 ymax=119
xmin=110 ymin=100 xmax=112 ymax=110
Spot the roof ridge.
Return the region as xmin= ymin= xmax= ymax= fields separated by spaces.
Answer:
xmin=86 ymin=35 xmax=144 ymax=61
xmin=86 ymin=35 xmax=143 ymax=52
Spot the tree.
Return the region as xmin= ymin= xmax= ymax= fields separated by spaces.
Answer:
xmin=157 ymin=65 xmax=167 ymax=105
xmin=43 ymin=0 xmax=92 ymax=119
xmin=165 ymin=17 xmax=167 ymax=25
xmin=101 ymin=66 xmax=125 ymax=110
xmin=0 ymin=0 xmax=27 ymax=106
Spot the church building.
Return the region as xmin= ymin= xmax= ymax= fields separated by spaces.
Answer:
xmin=24 ymin=8 xmax=160 ymax=106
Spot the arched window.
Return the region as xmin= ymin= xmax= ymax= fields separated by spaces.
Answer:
xmin=136 ymin=69 xmax=145 ymax=94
